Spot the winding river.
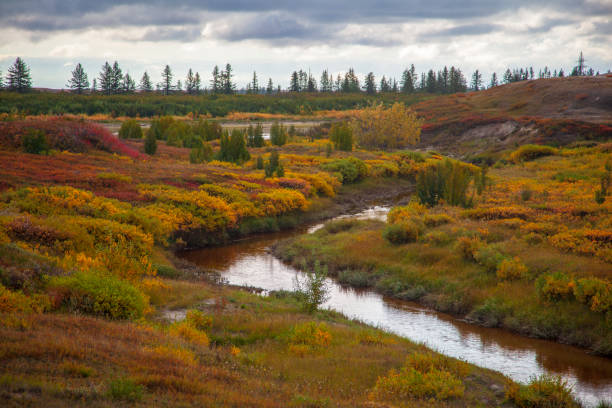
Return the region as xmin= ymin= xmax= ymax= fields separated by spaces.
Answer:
xmin=180 ymin=205 xmax=612 ymax=407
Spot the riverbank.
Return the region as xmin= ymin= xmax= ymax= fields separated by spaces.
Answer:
xmin=273 ymin=145 xmax=612 ymax=358
xmin=1 ymin=269 xmax=527 ymax=407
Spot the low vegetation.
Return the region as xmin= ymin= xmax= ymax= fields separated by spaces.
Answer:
xmin=276 ymin=143 xmax=612 ymax=355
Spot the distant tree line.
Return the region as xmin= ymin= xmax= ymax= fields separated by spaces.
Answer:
xmin=0 ymin=52 xmax=606 ymax=97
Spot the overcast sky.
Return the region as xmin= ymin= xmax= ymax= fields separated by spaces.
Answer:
xmin=1 ymin=0 xmax=611 ymax=89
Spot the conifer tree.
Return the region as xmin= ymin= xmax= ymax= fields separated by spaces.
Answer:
xmin=123 ymin=73 xmax=135 ymax=93
xmin=250 ymin=71 xmax=259 ymax=94
xmin=0 ymin=70 xmax=3 ymax=89
xmin=67 ymin=63 xmax=89 ymax=94
xmin=111 ymin=61 xmax=123 ymax=94
xmin=139 ymin=72 xmax=153 ymax=92
xmin=99 ymin=62 xmax=113 ymax=95
xmin=489 ymin=72 xmax=498 ymax=88
xmin=401 ymin=68 xmax=414 ymax=93
xmin=364 ymin=72 xmax=376 ymax=94
xmin=161 ymin=65 xmax=173 ymax=95
xmin=194 ymin=72 xmax=201 ymax=93
xmin=6 ymin=57 xmax=32 ymax=92
xmin=222 ymin=63 xmax=235 ymax=94
xmin=210 ymin=65 xmax=220 ymax=93
xmin=266 ymin=78 xmax=274 ymax=94
xmin=425 ymin=70 xmax=436 ymax=93
xmin=290 ymin=71 xmax=300 ymax=92
xmin=471 ymin=70 xmax=482 ymax=91
xmin=307 ymin=72 xmax=317 ymax=92
xmin=320 ymin=69 xmax=332 ymax=92
xmin=186 ymin=68 xmax=196 ymax=94
xmin=91 ymin=78 xmax=97 ymax=93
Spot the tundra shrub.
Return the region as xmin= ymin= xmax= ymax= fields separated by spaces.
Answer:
xmin=505 ymin=375 xmax=579 ymax=408
xmin=509 ymin=144 xmax=558 ymax=163
xmin=383 ymin=221 xmax=423 ymax=244
xmin=22 ymin=129 xmax=49 ymax=154
xmin=48 ymin=271 xmax=147 ymax=319
xmin=496 ymin=257 xmax=528 ymax=281
xmin=118 ymin=119 xmax=143 ymax=139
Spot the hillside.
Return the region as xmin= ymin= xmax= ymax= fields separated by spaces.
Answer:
xmin=414 ymin=76 xmax=612 ymax=158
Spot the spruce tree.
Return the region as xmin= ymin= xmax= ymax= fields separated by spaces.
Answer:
xmin=0 ymin=70 xmax=3 ymax=89
xmin=364 ymin=72 xmax=376 ymax=94
xmin=320 ymin=69 xmax=331 ymax=92
xmin=290 ymin=71 xmax=300 ymax=92
xmin=67 ymin=63 xmax=89 ymax=94
xmin=222 ymin=63 xmax=235 ymax=94
xmin=99 ymin=62 xmax=113 ymax=95
xmin=161 ymin=65 xmax=173 ymax=95
xmin=111 ymin=61 xmax=123 ymax=94
xmin=210 ymin=65 xmax=220 ymax=93
xmin=471 ymin=70 xmax=482 ymax=91
xmin=425 ymin=70 xmax=436 ymax=93
xmin=123 ymin=73 xmax=135 ymax=93
xmin=400 ymin=69 xmax=414 ymax=93
xmin=186 ymin=68 xmax=195 ymax=94
xmin=251 ymin=71 xmax=259 ymax=94
xmin=91 ymin=78 xmax=97 ymax=93
xmin=266 ymin=78 xmax=274 ymax=94
xmin=194 ymin=72 xmax=201 ymax=93
xmin=380 ymin=75 xmax=390 ymax=92
xmin=307 ymin=72 xmax=317 ymax=92
xmin=139 ymin=72 xmax=153 ymax=92
xmin=6 ymin=57 xmax=32 ymax=92
xmin=489 ymin=72 xmax=498 ymax=88
xmin=144 ymin=129 xmax=157 ymax=155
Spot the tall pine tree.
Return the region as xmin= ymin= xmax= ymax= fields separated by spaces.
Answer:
xmin=99 ymin=62 xmax=113 ymax=95
xmin=6 ymin=57 xmax=32 ymax=92
xmin=140 ymin=72 xmax=153 ymax=92
xmin=67 ymin=63 xmax=89 ymax=94
xmin=161 ymin=65 xmax=173 ymax=95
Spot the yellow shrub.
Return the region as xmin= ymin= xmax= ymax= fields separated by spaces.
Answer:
xmin=496 ymin=258 xmax=528 ymax=281
xmin=370 ymin=352 xmax=467 ymax=402
xmin=170 ymin=322 xmax=210 ymax=347
xmin=288 ymin=322 xmax=332 ymax=355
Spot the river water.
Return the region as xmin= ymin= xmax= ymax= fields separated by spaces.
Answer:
xmin=180 ymin=205 xmax=612 ymax=406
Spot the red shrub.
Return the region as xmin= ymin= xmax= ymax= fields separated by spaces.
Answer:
xmin=0 ymin=117 xmax=143 ymax=159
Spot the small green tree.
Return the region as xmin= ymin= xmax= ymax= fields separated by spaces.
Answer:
xmin=293 ymin=261 xmax=330 ymax=313
xmin=218 ymin=129 xmax=250 ymax=164
xmin=22 ymin=129 xmax=49 ymax=154
xmin=6 ymin=57 xmax=32 ymax=92
xmin=264 ymin=150 xmax=280 ymax=177
xmin=144 ymin=130 xmax=157 ymax=155
xmin=118 ymin=119 xmax=143 ymax=139
xmin=329 ymin=121 xmax=353 ymax=151
xmin=270 ymin=121 xmax=287 ymax=146
xmin=190 ymin=141 xmax=213 ymax=164
xmin=67 ymin=63 xmax=89 ymax=94
xmin=256 ymin=156 xmax=264 ymax=169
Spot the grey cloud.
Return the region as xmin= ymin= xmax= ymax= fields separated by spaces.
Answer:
xmin=591 ymin=21 xmax=612 ymax=35
xmin=210 ymin=13 xmax=320 ymax=41
xmin=424 ymin=23 xmax=501 ymax=38
xmin=2 ymin=0 xmax=611 ymax=32
xmin=524 ymin=18 xmax=577 ymax=33
xmin=139 ymin=27 xmax=203 ymax=42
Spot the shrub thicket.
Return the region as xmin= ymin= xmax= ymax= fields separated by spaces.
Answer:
xmin=48 ymin=271 xmax=147 ymax=320
xmin=118 ymin=119 xmax=142 ymax=139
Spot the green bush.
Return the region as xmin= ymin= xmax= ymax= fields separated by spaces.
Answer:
xmin=22 ymin=128 xmax=49 ymax=154
xmin=383 ymin=221 xmax=423 ymax=244
xmin=189 ymin=142 xmax=213 ymax=164
xmin=48 ymin=271 xmax=147 ymax=319
xmin=329 ymin=121 xmax=353 ymax=151
xmin=473 ymin=245 xmax=507 ymax=272
xmin=505 ymin=375 xmax=579 ymax=408
xmin=270 ymin=121 xmax=288 ymax=146
xmin=144 ymin=129 xmax=157 ymax=155
xmin=107 ymin=378 xmax=144 ymax=402
xmin=322 ymin=157 xmax=367 ymax=184
xmin=118 ymin=119 xmax=143 ymax=139
xmin=416 ymin=159 xmax=476 ymax=207
xmin=509 ymin=144 xmax=558 ymax=163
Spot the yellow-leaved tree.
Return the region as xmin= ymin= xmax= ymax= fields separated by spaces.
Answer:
xmin=350 ymin=102 xmax=423 ymax=150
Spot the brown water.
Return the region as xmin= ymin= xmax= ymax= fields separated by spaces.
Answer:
xmin=180 ymin=206 xmax=612 ymax=406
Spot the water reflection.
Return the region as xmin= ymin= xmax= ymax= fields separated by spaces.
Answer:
xmin=180 ymin=206 xmax=612 ymax=406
